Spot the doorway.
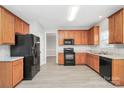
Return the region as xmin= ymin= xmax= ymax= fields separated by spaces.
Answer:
xmin=45 ymin=33 xmax=57 ymax=64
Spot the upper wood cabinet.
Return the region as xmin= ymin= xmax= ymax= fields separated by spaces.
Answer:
xmin=0 ymin=6 xmax=29 ymax=45
xmin=58 ymin=30 xmax=89 ymax=45
xmin=0 ymin=7 xmax=15 ymax=45
xmin=82 ymin=31 xmax=88 ymax=45
xmin=23 ymin=21 xmax=29 ymax=35
xmin=58 ymin=27 xmax=99 ymax=45
xmin=88 ymin=26 xmax=99 ymax=45
xmin=108 ymin=8 xmax=124 ymax=44
xmin=15 ymin=16 xmax=23 ymax=34
xmin=15 ymin=16 xmax=29 ymax=35
xmin=74 ymin=31 xmax=82 ymax=45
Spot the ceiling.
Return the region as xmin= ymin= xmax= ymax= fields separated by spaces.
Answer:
xmin=3 ymin=5 xmax=124 ymax=30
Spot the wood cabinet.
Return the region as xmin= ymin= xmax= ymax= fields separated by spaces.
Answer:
xmin=58 ymin=30 xmax=88 ymax=45
xmin=58 ymin=53 xmax=64 ymax=65
xmin=23 ymin=21 xmax=29 ymax=35
xmin=58 ymin=27 xmax=99 ymax=45
xmin=15 ymin=16 xmax=29 ymax=35
xmin=0 ymin=6 xmax=29 ymax=45
xmin=12 ymin=60 xmax=23 ymax=87
xmin=74 ymin=31 xmax=82 ymax=45
xmin=75 ymin=53 xmax=86 ymax=65
xmin=112 ymin=59 xmax=124 ymax=85
xmin=0 ymin=7 xmax=15 ymax=45
xmin=82 ymin=31 xmax=88 ymax=44
xmin=88 ymin=26 xmax=99 ymax=45
xmin=108 ymin=8 xmax=124 ymax=44
xmin=58 ymin=31 xmax=64 ymax=45
xmin=15 ymin=16 xmax=23 ymax=34
xmin=86 ymin=53 xmax=99 ymax=73
xmin=0 ymin=59 xmax=23 ymax=88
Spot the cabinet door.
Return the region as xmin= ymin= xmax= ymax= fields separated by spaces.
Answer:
xmin=93 ymin=55 xmax=99 ymax=73
xmin=1 ymin=8 xmax=15 ymax=45
xmin=15 ymin=16 xmax=23 ymax=34
xmin=76 ymin=53 xmax=82 ymax=65
xmin=83 ymin=31 xmax=88 ymax=44
xmin=58 ymin=53 xmax=64 ymax=65
xmin=0 ymin=62 xmax=13 ymax=88
xmin=58 ymin=31 xmax=64 ymax=45
xmin=12 ymin=59 xmax=23 ymax=86
xmin=74 ymin=31 xmax=82 ymax=45
xmin=109 ymin=15 xmax=115 ymax=44
xmin=82 ymin=31 xmax=88 ymax=44
xmin=88 ymin=30 xmax=92 ymax=45
xmin=23 ymin=22 xmax=29 ymax=35
xmin=114 ymin=10 xmax=123 ymax=43
xmin=67 ymin=31 xmax=74 ymax=39
xmin=93 ymin=26 xmax=99 ymax=45
xmin=81 ymin=53 xmax=86 ymax=64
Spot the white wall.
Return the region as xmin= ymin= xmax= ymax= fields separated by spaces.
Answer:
xmin=29 ymin=21 xmax=45 ymax=65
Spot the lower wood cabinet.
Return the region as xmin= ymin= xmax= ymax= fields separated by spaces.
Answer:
xmin=86 ymin=53 xmax=99 ymax=73
xmin=58 ymin=53 xmax=87 ymax=65
xmin=0 ymin=59 xmax=23 ymax=88
xmin=75 ymin=53 xmax=86 ymax=65
xmin=58 ymin=53 xmax=64 ymax=65
xmin=112 ymin=59 xmax=124 ymax=85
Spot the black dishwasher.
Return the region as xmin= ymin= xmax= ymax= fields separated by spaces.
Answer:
xmin=100 ymin=56 xmax=112 ymax=81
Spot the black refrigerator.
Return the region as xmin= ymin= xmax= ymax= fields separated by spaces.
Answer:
xmin=11 ymin=34 xmax=40 ymax=80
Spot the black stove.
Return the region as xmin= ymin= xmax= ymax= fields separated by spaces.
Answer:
xmin=64 ymin=48 xmax=75 ymax=66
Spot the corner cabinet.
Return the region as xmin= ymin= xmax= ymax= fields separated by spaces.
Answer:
xmin=108 ymin=8 xmax=124 ymax=44
xmin=75 ymin=53 xmax=86 ymax=65
xmin=88 ymin=26 xmax=99 ymax=45
xmin=86 ymin=53 xmax=99 ymax=73
xmin=0 ymin=7 xmax=15 ymax=45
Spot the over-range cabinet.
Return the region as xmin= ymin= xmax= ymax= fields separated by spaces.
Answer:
xmin=11 ymin=34 xmax=40 ymax=80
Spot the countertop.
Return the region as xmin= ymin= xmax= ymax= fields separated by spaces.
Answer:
xmin=0 ymin=57 xmax=24 ymax=62
xmin=58 ymin=51 xmax=124 ymax=59
xmin=87 ymin=52 xmax=124 ymax=59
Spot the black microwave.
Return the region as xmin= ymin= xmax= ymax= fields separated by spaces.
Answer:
xmin=64 ymin=39 xmax=74 ymax=45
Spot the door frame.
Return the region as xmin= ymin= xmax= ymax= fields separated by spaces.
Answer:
xmin=45 ymin=31 xmax=58 ymax=64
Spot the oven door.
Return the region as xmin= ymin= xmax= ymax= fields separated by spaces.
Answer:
xmin=64 ymin=53 xmax=74 ymax=60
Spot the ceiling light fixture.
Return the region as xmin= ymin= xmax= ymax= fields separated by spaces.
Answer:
xmin=99 ymin=16 xmax=103 ymax=19
xmin=67 ymin=5 xmax=80 ymax=21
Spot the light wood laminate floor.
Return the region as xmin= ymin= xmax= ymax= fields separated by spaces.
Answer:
xmin=16 ymin=56 xmax=116 ymax=88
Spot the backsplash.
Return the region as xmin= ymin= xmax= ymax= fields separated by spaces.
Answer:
xmin=0 ymin=45 xmax=10 ymax=57
xmin=58 ymin=45 xmax=90 ymax=52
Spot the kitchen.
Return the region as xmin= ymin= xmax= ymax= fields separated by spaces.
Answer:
xmin=0 ymin=5 xmax=124 ymax=88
